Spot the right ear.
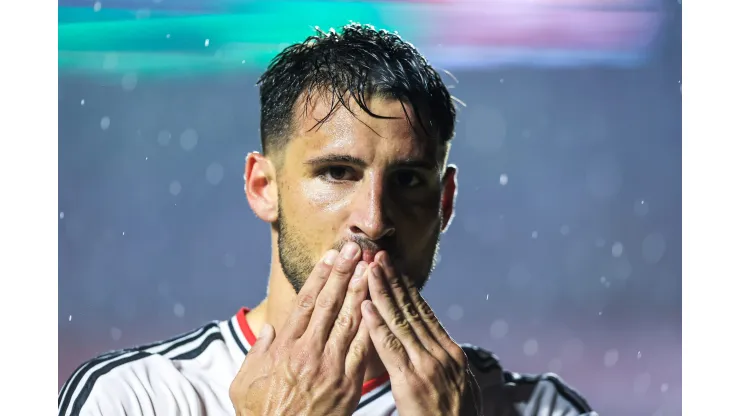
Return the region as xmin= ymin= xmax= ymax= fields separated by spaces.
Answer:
xmin=244 ymin=152 xmax=278 ymax=223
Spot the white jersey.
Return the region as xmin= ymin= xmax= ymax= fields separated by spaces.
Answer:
xmin=58 ymin=308 xmax=596 ymax=416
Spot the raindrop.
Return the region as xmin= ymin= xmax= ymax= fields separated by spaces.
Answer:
xmin=485 ymin=293 xmax=489 ymax=300
xmin=531 ymin=231 xmax=538 ymax=239
xmin=642 ymin=232 xmax=667 ymax=264
xmin=204 ymin=39 xmax=210 ymax=47
xmin=59 ymin=212 xmax=65 ymax=219
xmin=499 ymin=174 xmax=508 ymax=185
xmin=166 ymin=34 xmax=171 ymax=39
xmin=180 ymin=128 xmax=199 ymax=151
xmin=110 ymin=327 xmax=122 ymax=341
xmin=660 ymin=383 xmax=669 ymax=393
xmin=611 ymin=242 xmax=623 ymax=257
xmin=603 ymin=349 xmax=619 ymax=367
xmin=633 ymin=372 xmax=651 ymax=395
xmin=121 ymin=73 xmax=138 ymax=91
xmin=169 ymin=181 xmax=182 ymax=196
xmin=560 ymin=225 xmax=570 ymax=236
xmin=206 ymin=162 xmax=225 ymax=185
xmin=100 ymin=117 xmax=111 ymax=130
xmin=93 ymin=1 xmax=101 ymax=12
xmin=157 ymin=130 xmax=171 ymax=146
xmin=499 ymin=78 xmax=504 ymax=83
xmin=80 ymin=99 xmax=85 ymax=106
xmin=447 ymin=304 xmax=464 ymax=321
xmin=637 ymin=351 xmax=642 ymax=359
xmin=174 ymin=303 xmax=185 ymax=318
xmin=523 ymin=339 xmax=539 ymax=356
xmin=122 ymin=231 xmax=125 ymax=236
xmin=489 ymin=319 xmax=509 ymax=339
xmin=68 ymin=315 xmax=72 ymax=321
xmin=634 ymin=199 xmax=649 ymax=217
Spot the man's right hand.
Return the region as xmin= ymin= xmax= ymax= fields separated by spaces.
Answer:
xmin=229 ymin=242 xmax=372 ymax=416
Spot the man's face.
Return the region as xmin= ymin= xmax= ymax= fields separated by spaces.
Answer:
xmin=275 ymin=94 xmax=456 ymax=294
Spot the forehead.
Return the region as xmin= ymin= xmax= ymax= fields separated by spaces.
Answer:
xmin=287 ymin=93 xmax=440 ymax=162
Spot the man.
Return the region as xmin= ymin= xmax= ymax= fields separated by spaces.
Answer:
xmin=59 ymin=23 xmax=596 ymax=416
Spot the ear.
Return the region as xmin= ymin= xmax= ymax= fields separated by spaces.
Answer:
xmin=440 ymin=165 xmax=458 ymax=233
xmin=245 ymin=152 xmax=278 ymax=223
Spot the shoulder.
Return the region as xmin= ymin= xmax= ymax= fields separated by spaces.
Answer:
xmin=460 ymin=344 xmax=597 ymax=416
xmin=58 ymin=322 xmax=227 ymax=416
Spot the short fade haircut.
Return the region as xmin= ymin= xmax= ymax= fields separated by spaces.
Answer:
xmin=257 ymin=22 xmax=457 ymax=161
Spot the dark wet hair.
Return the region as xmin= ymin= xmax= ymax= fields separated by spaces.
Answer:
xmin=257 ymin=22 xmax=457 ymax=158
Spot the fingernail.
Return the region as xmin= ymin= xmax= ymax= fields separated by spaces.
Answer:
xmin=341 ymin=242 xmax=360 ymax=260
xmin=353 ymin=262 xmax=367 ymax=277
xmin=259 ymin=324 xmax=271 ymax=339
xmin=363 ymin=301 xmax=375 ymax=315
xmin=324 ymin=250 xmax=339 ymax=265
xmin=351 ymin=263 xmax=367 ymax=288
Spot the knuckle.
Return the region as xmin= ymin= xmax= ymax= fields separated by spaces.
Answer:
xmin=349 ymin=341 xmax=368 ymax=361
xmin=334 ymin=309 xmax=354 ymax=330
xmin=391 ymin=313 xmax=411 ymax=332
xmin=382 ymin=332 xmax=402 ymax=352
xmin=296 ymin=294 xmax=315 ymax=311
xmin=418 ymin=301 xmax=436 ymax=320
xmin=401 ymin=302 xmax=420 ymax=322
xmin=316 ymin=294 xmax=338 ymax=311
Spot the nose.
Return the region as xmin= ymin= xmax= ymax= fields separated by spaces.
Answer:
xmin=348 ymin=174 xmax=395 ymax=242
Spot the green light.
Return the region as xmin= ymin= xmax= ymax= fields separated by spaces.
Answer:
xmin=58 ymin=2 xmax=423 ymax=77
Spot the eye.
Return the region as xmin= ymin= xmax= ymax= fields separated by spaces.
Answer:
xmin=321 ymin=166 xmax=355 ymax=182
xmin=394 ymin=170 xmax=423 ymax=188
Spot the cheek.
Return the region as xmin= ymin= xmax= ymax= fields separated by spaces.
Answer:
xmin=300 ymin=179 xmax=352 ymax=214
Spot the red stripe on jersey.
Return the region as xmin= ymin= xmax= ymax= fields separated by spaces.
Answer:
xmin=237 ymin=307 xmax=390 ymax=396
xmin=236 ymin=307 xmax=258 ymax=345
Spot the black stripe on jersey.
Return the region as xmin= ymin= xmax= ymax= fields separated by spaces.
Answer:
xmin=58 ymin=322 xmax=220 ymax=416
xmin=172 ymin=332 xmax=225 ymax=360
xmin=355 ymin=383 xmax=392 ymax=411
xmin=228 ymin=318 xmax=248 ymax=355
xmin=503 ymin=371 xmax=593 ymax=413
xmin=69 ymin=351 xmax=151 ymax=416
xmin=58 ymin=323 xmax=215 ymax=406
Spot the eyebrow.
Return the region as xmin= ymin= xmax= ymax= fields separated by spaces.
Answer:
xmin=304 ymin=154 xmax=437 ymax=171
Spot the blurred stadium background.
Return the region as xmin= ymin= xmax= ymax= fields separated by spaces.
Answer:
xmin=58 ymin=0 xmax=681 ymax=414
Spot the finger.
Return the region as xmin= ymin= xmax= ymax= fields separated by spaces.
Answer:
xmin=251 ymin=323 xmax=276 ymax=354
xmin=344 ymin=319 xmax=372 ymax=383
xmin=376 ymin=252 xmax=449 ymax=361
xmin=303 ymin=242 xmax=362 ymax=345
xmin=326 ymin=260 xmax=369 ymax=363
xmin=367 ymin=261 xmax=427 ymax=361
xmin=237 ymin=323 xmax=275 ymax=376
xmin=281 ymin=249 xmax=340 ymax=339
xmin=361 ymin=299 xmax=412 ymax=379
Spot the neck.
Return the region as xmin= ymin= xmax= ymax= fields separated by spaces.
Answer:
xmin=244 ymin=241 xmax=387 ymax=385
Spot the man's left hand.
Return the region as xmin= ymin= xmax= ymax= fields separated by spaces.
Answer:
xmin=361 ymin=252 xmax=482 ymax=416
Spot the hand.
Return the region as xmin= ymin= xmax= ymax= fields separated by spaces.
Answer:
xmin=361 ymin=252 xmax=482 ymax=416
xmin=229 ymin=242 xmax=373 ymax=416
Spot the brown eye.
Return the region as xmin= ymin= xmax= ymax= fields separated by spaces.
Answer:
xmin=325 ymin=166 xmax=352 ymax=181
xmin=394 ymin=170 xmax=422 ymax=188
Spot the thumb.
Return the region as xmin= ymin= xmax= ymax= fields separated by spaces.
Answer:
xmin=251 ymin=323 xmax=275 ymax=353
